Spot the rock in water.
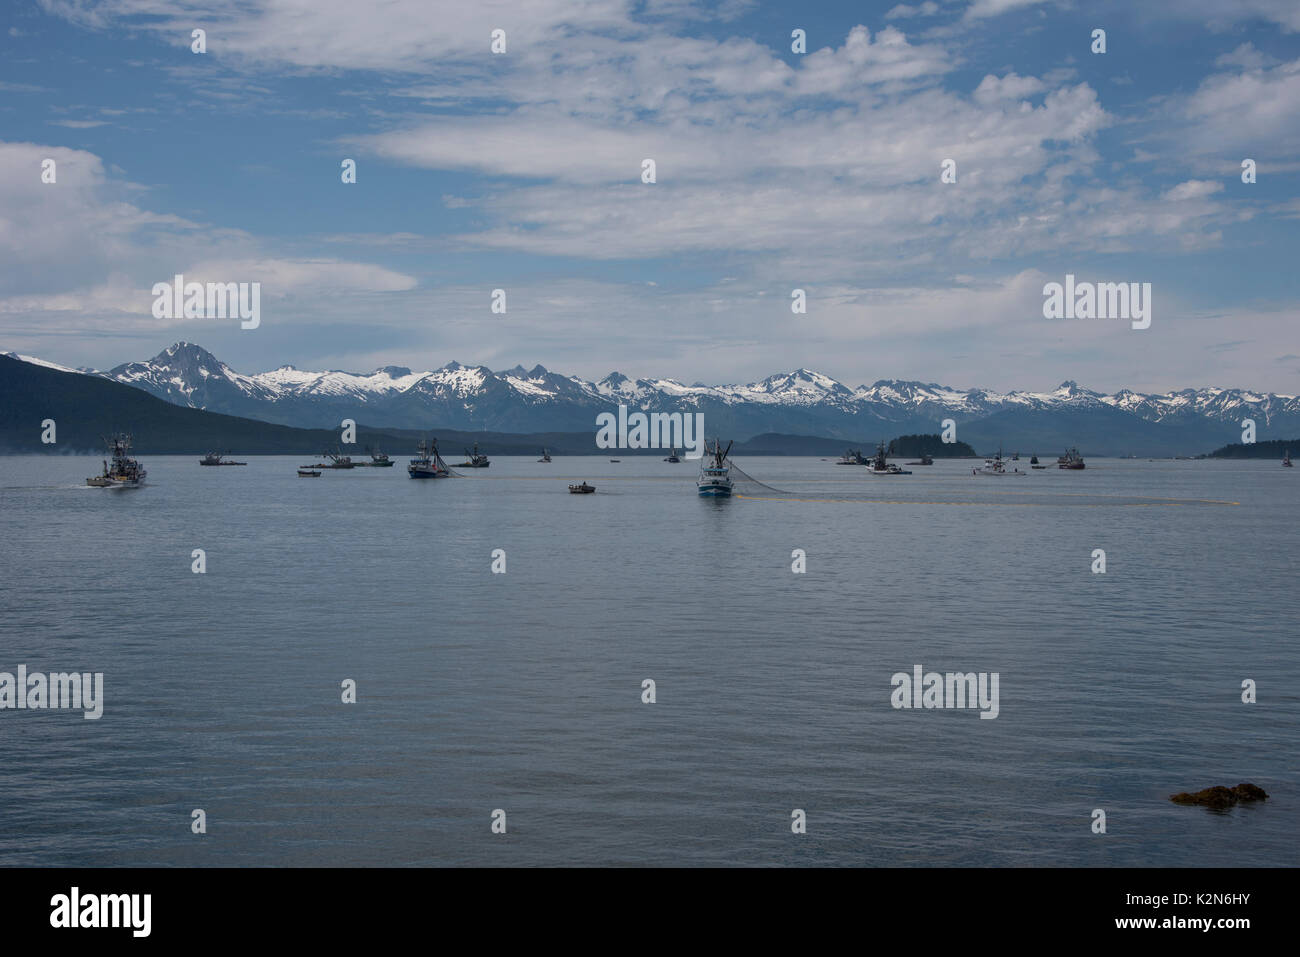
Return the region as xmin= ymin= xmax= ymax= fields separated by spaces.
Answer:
xmin=1232 ymin=782 xmax=1269 ymax=801
xmin=1170 ymin=783 xmax=1269 ymax=809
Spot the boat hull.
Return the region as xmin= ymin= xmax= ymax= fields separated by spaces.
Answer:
xmin=698 ymin=483 xmax=733 ymax=497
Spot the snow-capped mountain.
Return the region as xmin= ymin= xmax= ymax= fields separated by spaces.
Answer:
xmin=5 ymin=342 xmax=1298 ymax=455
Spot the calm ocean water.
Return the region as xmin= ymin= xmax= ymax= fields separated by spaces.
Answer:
xmin=0 ymin=453 xmax=1295 ymax=867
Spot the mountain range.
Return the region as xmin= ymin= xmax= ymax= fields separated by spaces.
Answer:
xmin=5 ymin=342 xmax=1298 ymax=455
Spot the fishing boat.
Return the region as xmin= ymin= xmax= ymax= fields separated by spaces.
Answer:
xmin=1285 ymin=450 xmax=1293 ymax=468
xmin=301 ymin=449 xmax=355 ymax=469
xmin=698 ymin=439 xmax=734 ymax=497
xmin=538 ymin=448 xmax=552 ymax=463
xmin=355 ymin=449 xmax=394 ymax=467
xmin=838 ymin=448 xmax=867 ymax=465
xmin=408 ymin=438 xmax=450 ymax=478
xmin=973 ymin=448 xmax=1026 ymax=476
xmin=568 ymin=482 xmax=596 ymax=494
xmin=454 ymin=443 xmax=490 ymax=468
xmin=610 ymin=459 xmax=621 ymax=463
xmin=297 ymin=468 xmax=321 ymax=477
xmin=664 ymin=448 xmax=682 ymax=463
xmin=905 ymin=452 xmax=934 ymax=466
xmin=199 ymin=451 xmax=246 ymax=466
xmin=1058 ymin=447 xmax=1086 ymax=470
xmin=86 ymin=433 xmax=147 ymax=488
xmin=866 ymin=441 xmax=911 ymax=475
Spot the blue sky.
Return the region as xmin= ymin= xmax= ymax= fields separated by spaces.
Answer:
xmin=1 ymin=0 xmax=1298 ymax=393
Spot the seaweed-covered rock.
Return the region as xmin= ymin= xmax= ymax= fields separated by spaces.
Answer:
xmin=1170 ymin=783 xmax=1269 ymax=808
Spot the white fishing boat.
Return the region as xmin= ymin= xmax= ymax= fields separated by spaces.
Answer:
xmin=865 ymin=441 xmax=911 ymax=475
xmin=697 ymin=439 xmax=734 ymax=496
xmin=87 ymin=433 xmax=147 ymax=488
xmin=973 ymin=448 xmax=1026 ymax=476
xmin=408 ymin=438 xmax=450 ymax=478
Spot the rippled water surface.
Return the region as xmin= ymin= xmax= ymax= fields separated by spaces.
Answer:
xmin=0 ymin=454 xmax=1295 ymax=866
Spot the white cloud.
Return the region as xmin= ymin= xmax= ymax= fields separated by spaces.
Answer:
xmin=1215 ymin=43 xmax=1277 ymax=71
xmin=973 ymin=71 xmax=1046 ymax=103
xmin=886 ymin=3 xmax=942 ymax=20
xmin=1136 ymin=56 xmax=1300 ymax=174
xmin=1139 ymin=0 xmax=1300 ymax=33
xmin=963 ymin=0 xmax=1052 ymax=21
xmin=38 ymin=0 xmax=642 ymax=71
xmin=1162 ymin=180 xmax=1223 ymax=202
xmin=0 ymin=141 xmax=417 ymax=332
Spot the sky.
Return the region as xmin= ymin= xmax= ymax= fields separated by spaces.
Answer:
xmin=1 ymin=0 xmax=1298 ymax=393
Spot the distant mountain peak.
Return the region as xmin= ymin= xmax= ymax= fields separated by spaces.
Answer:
xmin=158 ymin=341 xmax=211 ymax=359
xmin=501 ymin=363 xmax=551 ymax=378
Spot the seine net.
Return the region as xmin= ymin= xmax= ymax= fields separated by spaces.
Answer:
xmin=725 ymin=458 xmax=795 ymax=495
xmin=725 ymin=458 xmax=1236 ymax=508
